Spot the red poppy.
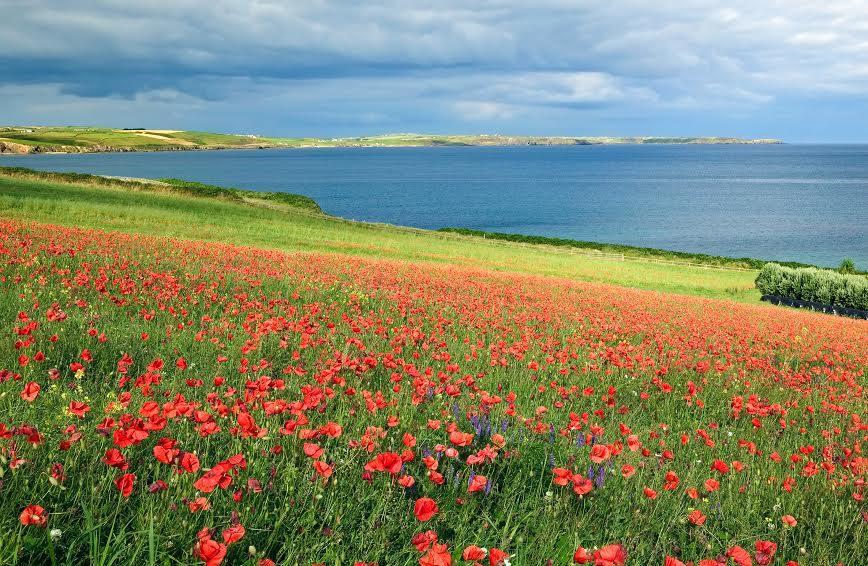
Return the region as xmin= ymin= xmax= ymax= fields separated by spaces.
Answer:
xmin=420 ymin=543 xmax=452 ymax=566
xmin=365 ymin=452 xmax=403 ymax=475
xmin=449 ymin=431 xmax=474 ymax=447
xmin=312 ymin=460 xmax=332 ymax=479
xmin=711 ymin=460 xmax=729 ymax=475
xmin=412 ymin=530 xmax=438 ymax=552
xmin=222 ymin=524 xmax=245 ymax=544
xmin=188 ymin=497 xmax=210 ymax=512
xmin=114 ymin=473 xmax=135 ymax=497
xmin=726 ymin=546 xmax=752 ymax=566
xmin=180 ymin=452 xmax=200 ymax=474
xmin=573 ymin=476 xmax=593 ymax=496
xmin=593 ymin=544 xmax=627 ymax=566
xmin=462 ymin=546 xmax=487 ymax=561
xmin=754 ymin=540 xmax=777 ymax=566
xmin=468 ymin=475 xmax=488 ymax=493
xmin=663 ymin=471 xmax=680 ymax=491
xmin=69 ymin=401 xmax=91 ymax=417
xmin=488 ymin=548 xmax=509 ymax=566
xmin=21 ymin=381 xmax=40 ymax=402
xmin=553 ymin=467 xmax=572 ymax=486
xmin=704 ymin=478 xmax=720 ymax=492
xmin=688 ymin=509 xmax=707 ymax=525
xmin=590 ymin=444 xmax=611 ymax=464
xmin=153 ymin=438 xmax=179 ymax=465
xmin=194 ymin=537 xmax=227 ymax=566
xmin=414 ymin=497 xmax=438 ymax=521
xmin=19 ymin=505 xmax=47 ymax=527
xmin=304 ymin=442 xmax=324 ymax=459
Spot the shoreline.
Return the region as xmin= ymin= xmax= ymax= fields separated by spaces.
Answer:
xmin=0 ymin=142 xmax=278 ymax=156
xmin=0 ymin=129 xmax=784 ymax=155
xmin=0 ymin=140 xmax=786 ymax=156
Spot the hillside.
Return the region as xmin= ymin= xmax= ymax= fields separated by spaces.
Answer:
xmin=0 ymin=167 xmax=863 ymax=566
xmin=0 ymin=127 xmax=287 ymax=154
xmin=0 ymin=167 xmax=762 ymax=301
xmin=0 ymin=126 xmax=782 ymax=154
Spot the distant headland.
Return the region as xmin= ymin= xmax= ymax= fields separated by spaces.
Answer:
xmin=0 ymin=126 xmax=783 ymax=154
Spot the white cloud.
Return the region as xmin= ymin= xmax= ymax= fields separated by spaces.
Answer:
xmin=788 ymin=32 xmax=840 ymax=46
xmin=482 ymin=72 xmax=655 ymax=105
xmin=452 ymin=101 xmax=517 ymax=120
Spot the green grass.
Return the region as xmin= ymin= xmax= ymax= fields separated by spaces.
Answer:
xmin=0 ymin=168 xmax=321 ymax=213
xmin=0 ymin=127 xmax=281 ymax=152
xmin=0 ymin=169 xmax=761 ymax=302
xmin=438 ymin=228 xmax=820 ymax=271
xmin=1 ymin=128 xmax=184 ymax=148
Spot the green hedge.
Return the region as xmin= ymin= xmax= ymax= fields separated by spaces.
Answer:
xmin=438 ymin=227 xmax=815 ymax=270
xmin=755 ymin=263 xmax=868 ymax=311
xmin=158 ymin=179 xmax=322 ymax=213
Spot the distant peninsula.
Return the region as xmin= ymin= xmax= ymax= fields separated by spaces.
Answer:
xmin=0 ymin=126 xmax=783 ymax=154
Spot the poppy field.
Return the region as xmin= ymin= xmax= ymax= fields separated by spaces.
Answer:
xmin=0 ymin=219 xmax=865 ymax=565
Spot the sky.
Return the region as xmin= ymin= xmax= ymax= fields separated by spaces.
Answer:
xmin=2 ymin=1 xmax=868 ymax=141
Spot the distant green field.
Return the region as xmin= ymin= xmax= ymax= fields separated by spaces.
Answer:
xmin=0 ymin=127 xmax=279 ymax=152
xmin=0 ymin=126 xmax=782 ymax=154
xmin=0 ymin=167 xmax=761 ymax=302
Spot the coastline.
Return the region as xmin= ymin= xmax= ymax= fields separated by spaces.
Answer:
xmin=0 ymin=130 xmax=783 ymax=155
xmin=0 ymin=141 xmax=277 ymax=155
xmin=0 ymin=140 xmax=785 ymax=155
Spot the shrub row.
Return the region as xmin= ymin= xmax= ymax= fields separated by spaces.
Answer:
xmin=158 ymin=179 xmax=322 ymax=213
xmin=755 ymin=263 xmax=868 ymax=311
xmin=438 ymin=227 xmax=815 ymax=270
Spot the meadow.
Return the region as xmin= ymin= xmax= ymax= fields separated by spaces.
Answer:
xmin=0 ymin=170 xmax=865 ymax=565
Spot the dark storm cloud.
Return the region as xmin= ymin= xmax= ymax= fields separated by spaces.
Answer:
xmin=2 ymin=1 xmax=868 ymax=140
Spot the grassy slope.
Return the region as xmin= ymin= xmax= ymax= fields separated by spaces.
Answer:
xmin=438 ymin=228 xmax=818 ymax=271
xmin=0 ymin=171 xmax=760 ymax=302
xmin=3 ymin=211 xmax=863 ymax=565
xmin=0 ymin=127 xmax=279 ymax=150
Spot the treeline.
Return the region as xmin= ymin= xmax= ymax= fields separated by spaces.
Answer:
xmin=755 ymin=263 xmax=868 ymax=311
xmin=437 ymin=227 xmax=815 ymax=270
xmin=0 ymin=167 xmax=321 ymax=213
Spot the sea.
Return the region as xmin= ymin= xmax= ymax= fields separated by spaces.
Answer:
xmin=3 ymin=144 xmax=866 ymax=267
